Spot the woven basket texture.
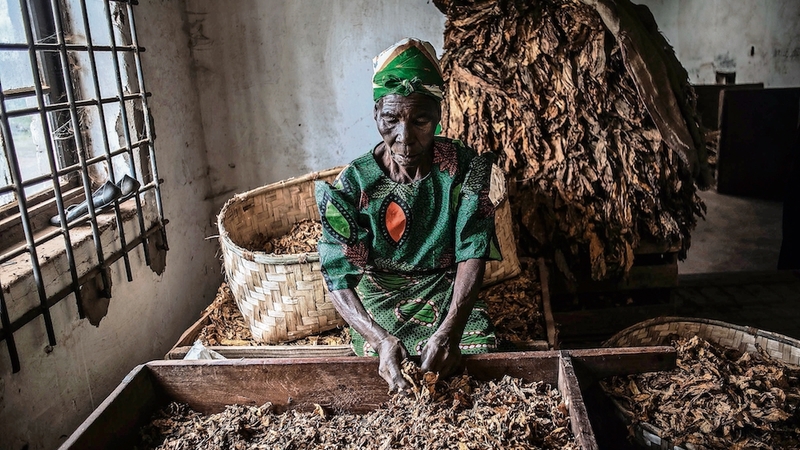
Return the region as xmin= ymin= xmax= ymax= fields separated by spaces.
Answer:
xmin=218 ymin=168 xmax=346 ymax=344
xmin=603 ymin=316 xmax=800 ymax=449
xmin=219 ymin=166 xmax=521 ymax=344
xmin=604 ymin=316 xmax=800 ymax=365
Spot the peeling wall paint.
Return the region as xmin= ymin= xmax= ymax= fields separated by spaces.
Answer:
xmin=638 ymin=0 xmax=800 ymax=87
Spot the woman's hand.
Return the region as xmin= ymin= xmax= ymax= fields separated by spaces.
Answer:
xmin=328 ymin=289 xmax=412 ymax=392
xmin=374 ymin=335 xmax=412 ymax=393
xmin=420 ymin=258 xmax=484 ymax=377
xmin=420 ymin=331 xmax=462 ymax=378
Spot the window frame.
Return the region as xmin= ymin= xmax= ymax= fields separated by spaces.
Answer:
xmin=0 ymin=0 xmax=80 ymax=234
xmin=0 ymin=0 xmax=166 ymax=374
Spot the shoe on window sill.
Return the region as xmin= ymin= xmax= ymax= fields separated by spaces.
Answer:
xmin=117 ymin=174 xmax=141 ymax=202
xmin=49 ymin=180 xmax=122 ymax=227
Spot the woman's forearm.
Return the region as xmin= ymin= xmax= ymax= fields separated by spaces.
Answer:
xmin=436 ymin=258 xmax=485 ymax=339
xmin=329 ymin=288 xmax=391 ymax=346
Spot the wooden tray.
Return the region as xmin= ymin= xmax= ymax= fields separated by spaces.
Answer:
xmin=60 ymin=347 xmax=676 ymax=450
xmin=165 ymin=258 xmax=558 ymax=359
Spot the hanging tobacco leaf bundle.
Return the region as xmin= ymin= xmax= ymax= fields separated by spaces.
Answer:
xmin=434 ymin=0 xmax=708 ymax=280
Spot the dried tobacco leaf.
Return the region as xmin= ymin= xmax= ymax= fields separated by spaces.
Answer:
xmin=479 ymin=258 xmax=545 ymax=343
xmin=245 ymin=218 xmax=322 ymax=255
xmin=602 ymin=336 xmax=800 ymax=449
xmin=138 ymin=365 xmax=578 ymax=450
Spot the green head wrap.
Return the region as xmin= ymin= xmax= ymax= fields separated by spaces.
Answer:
xmin=372 ymin=38 xmax=444 ymax=102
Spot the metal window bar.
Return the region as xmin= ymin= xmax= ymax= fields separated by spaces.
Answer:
xmin=0 ymin=138 xmax=151 ymax=196
xmin=0 ymin=0 xmax=164 ymax=373
xmin=3 ymin=92 xmax=149 ymax=119
xmin=125 ymin=0 xmax=166 ymax=230
xmin=100 ymin=0 xmax=150 ymax=267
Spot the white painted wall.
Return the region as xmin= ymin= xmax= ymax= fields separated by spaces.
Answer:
xmin=0 ymin=1 xmax=220 ymax=449
xmin=184 ymin=0 xmax=446 ymax=206
xmin=638 ymin=0 xmax=800 ymax=87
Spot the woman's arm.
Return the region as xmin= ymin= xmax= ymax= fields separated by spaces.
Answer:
xmin=419 ymin=258 xmax=485 ymax=376
xmin=329 ymin=288 xmax=411 ymax=392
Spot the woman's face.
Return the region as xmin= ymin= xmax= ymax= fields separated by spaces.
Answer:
xmin=374 ymin=93 xmax=441 ymax=168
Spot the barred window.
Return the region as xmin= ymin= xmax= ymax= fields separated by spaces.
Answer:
xmin=0 ymin=0 xmax=166 ymax=372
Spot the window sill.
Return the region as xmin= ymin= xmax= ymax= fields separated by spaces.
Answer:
xmin=0 ymin=198 xmax=162 ymax=325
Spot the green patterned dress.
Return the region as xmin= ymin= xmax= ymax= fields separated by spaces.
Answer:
xmin=315 ymin=137 xmax=501 ymax=357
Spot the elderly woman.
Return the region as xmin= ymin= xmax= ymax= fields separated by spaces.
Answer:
xmin=315 ymin=38 xmax=501 ymax=392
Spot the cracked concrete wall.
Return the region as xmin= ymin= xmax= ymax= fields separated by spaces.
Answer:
xmin=183 ymin=0 xmax=446 ymax=211
xmin=0 ymin=1 xmax=220 ymax=449
xmin=638 ymin=0 xmax=800 ymax=87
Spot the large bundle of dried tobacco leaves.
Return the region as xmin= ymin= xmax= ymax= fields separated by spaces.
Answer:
xmin=434 ymin=0 xmax=708 ymax=281
xmin=137 ymin=363 xmax=577 ymax=450
xmin=602 ymin=336 xmax=800 ymax=449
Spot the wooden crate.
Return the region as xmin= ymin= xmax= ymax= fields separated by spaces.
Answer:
xmin=60 ymin=347 xmax=676 ymax=450
xmin=166 ymin=258 xmax=557 ymax=359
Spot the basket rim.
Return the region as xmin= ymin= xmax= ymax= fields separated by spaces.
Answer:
xmin=603 ymin=316 xmax=800 ymax=349
xmin=217 ymin=166 xmax=345 ymax=264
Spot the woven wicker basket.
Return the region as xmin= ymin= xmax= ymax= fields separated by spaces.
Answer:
xmin=218 ymin=167 xmax=346 ymax=344
xmin=603 ymin=316 xmax=800 ymax=449
xmin=218 ymin=166 xmax=521 ymax=344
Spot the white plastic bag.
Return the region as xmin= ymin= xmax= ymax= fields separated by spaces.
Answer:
xmin=183 ymin=340 xmax=226 ymax=360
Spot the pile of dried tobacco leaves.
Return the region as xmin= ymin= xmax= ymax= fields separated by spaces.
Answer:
xmin=602 ymin=336 xmax=800 ymax=449
xmin=434 ymin=0 xmax=707 ymax=281
xmin=480 ymin=258 xmax=545 ymax=344
xmin=196 ymin=283 xmax=350 ymax=347
xmin=137 ymin=362 xmax=577 ymax=450
xmin=246 ymin=218 xmax=322 ymax=255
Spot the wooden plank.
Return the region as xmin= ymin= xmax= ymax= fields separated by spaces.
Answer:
xmin=634 ymin=238 xmax=682 ymax=255
xmin=148 ymin=357 xmax=389 ymax=415
xmin=59 ymin=365 xmax=161 ymax=450
xmin=166 ymin=344 xmax=354 ymax=360
xmin=549 ymin=260 xmax=678 ymax=295
xmin=147 ymin=352 xmax=563 ymax=415
xmin=678 ymin=270 xmax=800 ymax=288
xmin=620 ymin=258 xmax=677 ymax=290
xmin=558 ymin=353 xmax=598 ymax=450
xmin=568 ymin=346 xmax=676 ymax=380
xmin=539 ymin=258 xmax=559 ymax=349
